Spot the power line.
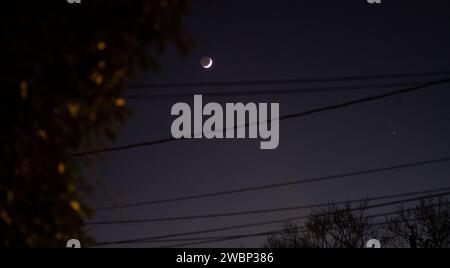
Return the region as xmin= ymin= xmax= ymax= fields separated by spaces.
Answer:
xmin=156 ymin=195 xmax=450 ymax=248
xmin=86 ymin=211 xmax=394 ymax=247
xmin=277 ymin=78 xmax=450 ymax=121
xmin=90 ymin=202 xmax=450 ymax=248
xmin=88 ymin=186 xmax=450 ymax=224
xmin=155 ymin=222 xmax=396 ymax=248
xmin=88 ymin=214 xmax=311 ymax=247
xmin=109 ymin=218 xmax=398 ymax=245
xmin=88 ymin=193 xmax=450 ymax=247
xmin=72 ymin=78 xmax=450 ymax=157
xmin=157 ymin=230 xmax=282 ymax=248
xmin=92 ymin=230 xmax=286 ymax=248
xmin=129 ymin=71 xmax=450 ymax=89
xmin=124 ymin=81 xmax=422 ymax=99
xmin=142 ymin=217 xmax=404 ymax=247
xmin=94 ymin=156 xmax=450 ymax=211
xmin=86 ymin=208 xmax=427 ymax=248
xmin=159 ymin=201 xmax=450 ymax=248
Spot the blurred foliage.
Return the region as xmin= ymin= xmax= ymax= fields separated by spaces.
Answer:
xmin=0 ymin=1 xmax=193 ymax=247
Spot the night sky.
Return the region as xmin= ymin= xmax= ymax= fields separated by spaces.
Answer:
xmin=87 ymin=0 xmax=450 ymax=247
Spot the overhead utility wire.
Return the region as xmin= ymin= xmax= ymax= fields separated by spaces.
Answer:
xmin=158 ymin=195 xmax=450 ymax=248
xmin=94 ymin=156 xmax=450 ymax=211
xmin=73 ymin=78 xmax=450 ymax=157
xmin=129 ymin=71 xmax=450 ymax=89
xmin=89 ymin=186 xmax=450 ymax=224
xmin=88 ymin=195 xmax=450 ymax=247
xmin=124 ymin=81 xmax=423 ymax=99
xmin=87 ymin=191 xmax=450 ymax=225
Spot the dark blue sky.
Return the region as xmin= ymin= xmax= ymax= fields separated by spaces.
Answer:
xmin=88 ymin=0 xmax=450 ymax=247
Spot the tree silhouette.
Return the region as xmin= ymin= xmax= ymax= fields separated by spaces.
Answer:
xmin=265 ymin=198 xmax=450 ymax=248
xmin=385 ymin=198 xmax=450 ymax=248
xmin=265 ymin=201 xmax=376 ymax=248
xmin=0 ymin=1 xmax=192 ymax=247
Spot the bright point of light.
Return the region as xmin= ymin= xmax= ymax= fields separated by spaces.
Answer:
xmin=200 ymin=56 xmax=213 ymax=69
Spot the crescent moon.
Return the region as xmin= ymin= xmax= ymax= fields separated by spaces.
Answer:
xmin=203 ymin=58 xmax=213 ymax=69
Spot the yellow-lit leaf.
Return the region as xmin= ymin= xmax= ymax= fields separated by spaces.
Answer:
xmin=90 ymin=72 xmax=103 ymax=85
xmin=57 ymin=162 xmax=66 ymax=175
xmin=19 ymin=80 xmax=28 ymax=99
xmin=98 ymin=60 xmax=106 ymax=69
xmin=37 ymin=129 xmax=48 ymax=140
xmin=97 ymin=41 xmax=106 ymax=51
xmin=94 ymin=74 xmax=103 ymax=85
xmin=67 ymin=102 xmax=80 ymax=118
xmin=70 ymin=200 xmax=81 ymax=212
xmin=0 ymin=210 xmax=13 ymax=226
xmin=55 ymin=232 xmax=64 ymax=240
xmin=115 ymin=98 xmax=126 ymax=107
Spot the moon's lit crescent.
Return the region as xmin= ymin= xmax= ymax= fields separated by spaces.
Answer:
xmin=204 ymin=58 xmax=213 ymax=68
xmin=201 ymin=57 xmax=213 ymax=69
